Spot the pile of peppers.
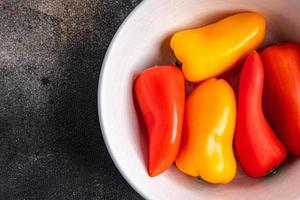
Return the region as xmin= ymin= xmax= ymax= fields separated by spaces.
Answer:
xmin=134 ymin=12 xmax=300 ymax=183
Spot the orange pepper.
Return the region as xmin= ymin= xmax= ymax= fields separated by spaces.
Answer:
xmin=170 ymin=12 xmax=266 ymax=82
xmin=176 ymin=78 xmax=237 ymax=183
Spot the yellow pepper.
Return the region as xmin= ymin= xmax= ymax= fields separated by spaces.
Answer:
xmin=170 ymin=12 xmax=266 ymax=82
xmin=176 ymin=78 xmax=236 ymax=184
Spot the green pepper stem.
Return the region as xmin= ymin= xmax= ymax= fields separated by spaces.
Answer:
xmin=175 ymin=60 xmax=182 ymax=67
xmin=264 ymin=166 xmax=280 ymax=177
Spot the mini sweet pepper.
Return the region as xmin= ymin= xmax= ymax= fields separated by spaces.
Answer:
xmin=170 ymin=12 xmax=266 ymax=82
xmin=261 ymin=42 xmax=300 ymax=156
xmin=175 ymin=78 xmax=237 ymax=184
xmin=134 ymin=65 xmax=185 ymax=177
xmin=235 ymin=51 xmax=286 ymax=178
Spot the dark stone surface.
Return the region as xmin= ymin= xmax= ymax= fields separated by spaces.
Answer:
xmin=0 ymin=0 xmax=142 ymax=199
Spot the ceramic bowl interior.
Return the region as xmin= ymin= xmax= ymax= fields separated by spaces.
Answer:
xmin=98 ymin=0 xmax=300 ymax=199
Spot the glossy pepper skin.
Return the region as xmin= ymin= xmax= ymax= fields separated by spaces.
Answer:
xmin=176 ymin=78 xmax=237 ymax=184
xmin=261 ymin=42 xmax=300 ymax=156
xmin=134 ymin=65 xmax=185 ymax=177
xmin=235 ymin=51 xmax=286 ymax=178
xmin=170 ymin=12 xmax=266 ymax=82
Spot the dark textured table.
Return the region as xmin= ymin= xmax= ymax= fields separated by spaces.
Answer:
xmin=0 ymin=0 xmax=142 ymax=199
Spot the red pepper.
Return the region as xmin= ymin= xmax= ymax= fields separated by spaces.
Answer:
xmin=261 ymin=42 xmax=300 ymax=156
xmin=235 ymin=51 xmax=286 ymax=178
xmin=134 ymin=65 xmax=185 ymax=177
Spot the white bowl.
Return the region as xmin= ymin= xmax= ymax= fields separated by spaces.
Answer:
xmin=98 ymin=0 xmax=300 ymax=199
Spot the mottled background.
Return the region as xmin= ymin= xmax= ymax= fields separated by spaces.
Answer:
xmin=0 ymin=0 xmax=142 ymax=199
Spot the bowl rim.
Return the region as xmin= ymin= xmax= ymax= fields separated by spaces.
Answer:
xmin=97 ymin=1 xmax=149 ymax=199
